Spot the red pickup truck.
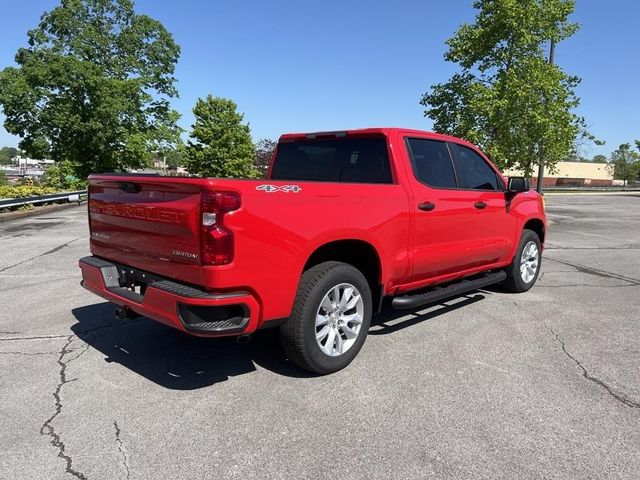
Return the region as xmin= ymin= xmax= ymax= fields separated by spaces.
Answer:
xmin=79 ymin=128 xmax=545 ymax=374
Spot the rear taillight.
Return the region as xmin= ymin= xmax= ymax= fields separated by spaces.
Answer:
xmin=200 ymin=191 xmax=241 ymax=265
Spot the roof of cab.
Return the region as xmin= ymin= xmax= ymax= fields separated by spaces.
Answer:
xmin=278 ymin=127 xmax=468 ymax=145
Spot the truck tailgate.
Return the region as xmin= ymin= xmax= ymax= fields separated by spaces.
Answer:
xmin=88 ymin=175 xmax=205 ymax=285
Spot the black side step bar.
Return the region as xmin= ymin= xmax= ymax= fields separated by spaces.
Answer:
xmin=392 ymin=271 xmax=507 ymax=310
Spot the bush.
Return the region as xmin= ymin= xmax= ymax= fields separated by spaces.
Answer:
xmin=16 ymin=176 xmax=35 ymax=186
xmin=42 ymin=160 xmax=86 ymax=190
xmin=0 ymin=171 xmax=7 ymax=186
xmin=0 ymin=185 xmax=59 ymax=199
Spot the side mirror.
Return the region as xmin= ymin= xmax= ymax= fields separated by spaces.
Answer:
xmin=507 ymin=177 xmax=530 ymax=193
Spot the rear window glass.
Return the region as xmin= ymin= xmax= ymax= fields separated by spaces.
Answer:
xmin=271 ymin=137 xmax=392 ymax=183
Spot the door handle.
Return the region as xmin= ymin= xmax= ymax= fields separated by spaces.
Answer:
xmin=418 ymin=202 xmax=436 ymax=211
xmin=474 ymin=201 xmax=487 ymax=209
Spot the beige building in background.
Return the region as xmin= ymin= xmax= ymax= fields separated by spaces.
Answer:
xmin=503 ymin=161 xmax=614 ymax=187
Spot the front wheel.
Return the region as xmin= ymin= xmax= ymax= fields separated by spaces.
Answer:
xmin=502 ymin=229 xmax=542 ymax=293
xmin=280 ymin=261 xmax=372 ymax=374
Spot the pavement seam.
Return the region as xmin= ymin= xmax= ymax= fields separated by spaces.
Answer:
xmin=113 ymin=421 xmax=131 ymax=480
xmin=75 ymin=318 xmax=144 ymax=338
xmin=0 ymin=334 xmax=72 ymax=342
xmin=0 ymin=319 xmax=143 ymax=343
xmin=536 ymin=284 xmax=636 ymax=288
xmin=0 ymin=235 xmax=84 ymax=273
xmin=546 ymin=325 xmax=640 ymax=410
xmin=545 ymin=246 xmax=640 ymax=250
xmin=39 ymin=335 xmax=91 ymax=480
xmin=544 ymin=257 xmax=640 ymax=286
xmin=0 ymin=351 xmax=59 ymax=356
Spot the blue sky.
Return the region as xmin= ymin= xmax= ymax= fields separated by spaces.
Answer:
xmin=1 ymin=0 xmax=638 ymax=157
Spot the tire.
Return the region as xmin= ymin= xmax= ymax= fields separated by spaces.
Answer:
xmin=280 ymin=261 xmax=372 ymax=375
xmin=502 ymin=229 xmax=542 ymax=293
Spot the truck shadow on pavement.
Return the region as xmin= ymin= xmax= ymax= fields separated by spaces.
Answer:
xmin=71 ymin=303 xmax=310 ymax=390
xmin=71 ymin=292 xmax=488 ymax=390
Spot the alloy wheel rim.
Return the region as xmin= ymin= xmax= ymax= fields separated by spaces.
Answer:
xmin=520 ymin=241 xmax=539 ymax=284
xmin=315 ymin=283 xmax=364 ymax=357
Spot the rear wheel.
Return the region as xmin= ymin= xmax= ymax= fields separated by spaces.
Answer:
xmin=502 ymin=229 xmax=542 ymax=292
xmin=280 ymin=261 xmax=372 ymax=374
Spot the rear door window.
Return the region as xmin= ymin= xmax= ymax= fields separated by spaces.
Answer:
xmin=271 ymin=137 xmax=392 ymax=183
xmin=406 ymin=138 xmax=457 ymax=189
xmin=451 ymin=144 xmax=500 ymax=190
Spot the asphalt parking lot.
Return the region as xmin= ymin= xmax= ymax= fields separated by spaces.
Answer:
xmin=1 ymin=194 xmax=639 ymax=480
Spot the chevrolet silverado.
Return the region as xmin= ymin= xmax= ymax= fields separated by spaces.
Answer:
xmin=79 ymin=128 xmax=546 ymax=374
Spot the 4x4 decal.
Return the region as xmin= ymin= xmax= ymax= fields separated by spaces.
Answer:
xmin=256 ymin=184 xmax=302 ymax=193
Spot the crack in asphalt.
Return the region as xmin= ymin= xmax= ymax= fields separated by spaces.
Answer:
xmin=0 ymin=236 xmax=84 ymax=273
xmin=547 ymin=326 xmax=640 ymax=410
xmin=544 ymin=257 xmax=640 ymax=286
xmin=113 ymin=421 xmax=131 ymax=480
xmin=66 ymin=343 xmax=91 ymax=363
xmin=14 ymin=319 xmax=142 ymax=479
xmin=39 ymin=335 xmax=90 ymax=480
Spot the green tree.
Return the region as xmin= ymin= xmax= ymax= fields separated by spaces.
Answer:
xmin=608 ymin=143 xmax=640 ymax=186
xmin=151 ymin=139 xmax=184 ymax=171
xmin=254 ymin=138 xmax=277 ymax=178
xmin=0 ymin=147 xmax=12 ymax=165
xmin=591 ymin=154 xmax=608 ymax=164
xmin=420 ymin=0 xmax=592 ymax=176
xmin=184 ymin=95 xmax=258 ymax=178
xmin=0 ymin=0 xmax=181 ymax=178
xmin=164 ymin=141 xmax=185 ymax=170
xmin=0 ymin=146 xmax=20 ymax=165
xmin=42 ymin=159 xmax=85 ymax=189
xmin=149 ymin=109 xmax=183 ymax=170
xmin=564 ymin=151 xmax=586 ymax=162
xmin=0 ymin=170 xmax=7 ymax=186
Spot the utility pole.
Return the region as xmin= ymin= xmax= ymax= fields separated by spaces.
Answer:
xmin=536 ymin=39 xmax=555 ymax=193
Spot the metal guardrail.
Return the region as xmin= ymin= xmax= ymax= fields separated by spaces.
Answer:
xmin=0 ymin=185 xmax=636 ymax=209
xmin=0 ymin=190 xmax=88 ymax=210
xmin=542 ymin=186 xmax=640 ymax=192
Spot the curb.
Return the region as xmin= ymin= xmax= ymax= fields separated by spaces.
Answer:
xmin=0 ymin=202 xmax=85 ymax=222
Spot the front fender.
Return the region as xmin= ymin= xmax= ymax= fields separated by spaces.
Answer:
xmin=509 ymin=191 xmax=547 ymax=257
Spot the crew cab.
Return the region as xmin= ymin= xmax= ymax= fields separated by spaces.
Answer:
xmin=79 ymin=128 xmax=546 ymax=374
